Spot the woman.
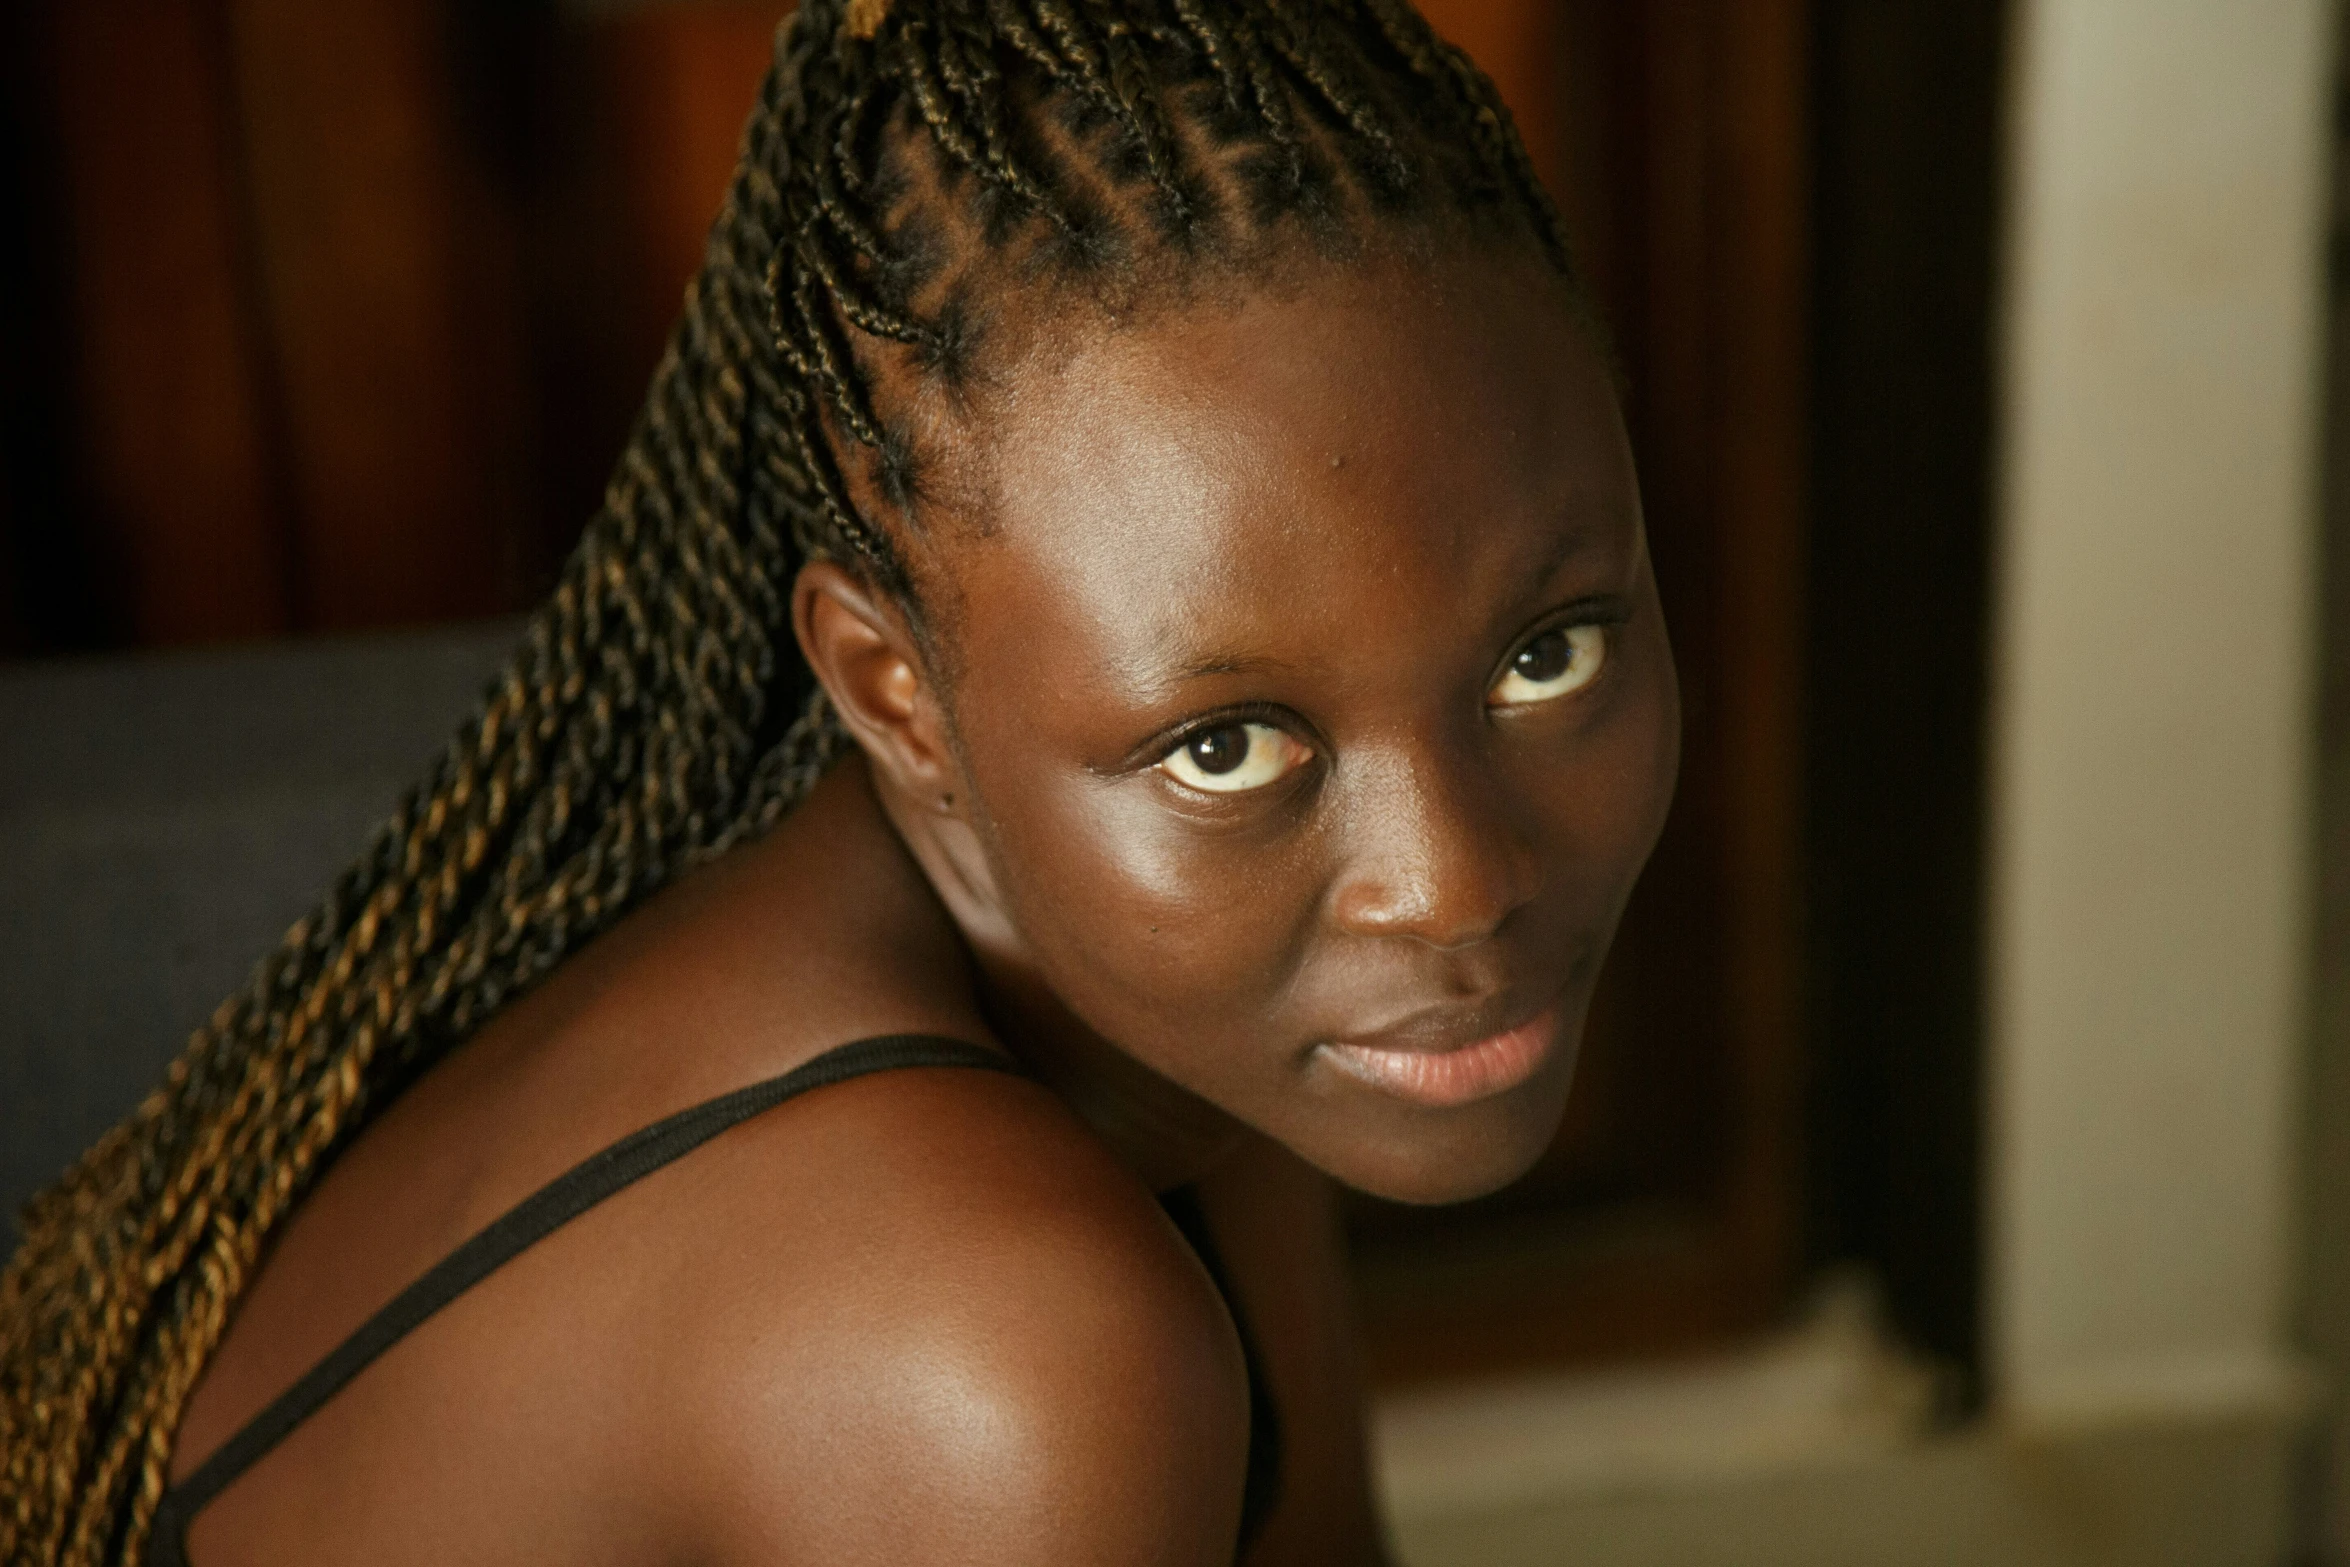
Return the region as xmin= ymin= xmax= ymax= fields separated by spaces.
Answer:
xmin=0 ymin=0 xmax=1678 ymax=1560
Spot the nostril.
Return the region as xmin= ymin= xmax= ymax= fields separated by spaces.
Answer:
xmin=1331 ymin=840 xmax=1538 ymax=949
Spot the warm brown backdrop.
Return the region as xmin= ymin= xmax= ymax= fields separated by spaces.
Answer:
xmin=1 ymin=0 xmax=1824 ymax=1384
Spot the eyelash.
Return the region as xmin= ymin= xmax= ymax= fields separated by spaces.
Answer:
xmin=1513 ymin=602 xmax=1628 ymax=656
xmin=1153 ymin=703 xmax=1314 ymax=769
xmin=1138 ymin=600 xmax=1630 ymax=780
xmin=1490 ymin=603 xmax=1628 ymax=697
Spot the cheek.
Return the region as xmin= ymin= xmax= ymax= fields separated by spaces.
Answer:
xmin=1479 ymin=630 xmax=1680 ymax=1006
xmin=968 ymin=762 xmax=1322 ymax=1038
xmin=1546 ymin=611 xmax=1679 ymax=868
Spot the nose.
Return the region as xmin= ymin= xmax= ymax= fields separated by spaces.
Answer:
xmin=1328 ymin=737 xmax=1543 ymax=950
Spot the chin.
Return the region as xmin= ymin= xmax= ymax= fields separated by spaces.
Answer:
xmin=1314 ymin=1057 xmax=1579 ymax=1206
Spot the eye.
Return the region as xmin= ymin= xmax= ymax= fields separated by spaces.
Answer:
xmin=1158 ymin=722 xmax=1312 ymax=794
xmin=1489 ymin=624 xmax=1608 ymax=708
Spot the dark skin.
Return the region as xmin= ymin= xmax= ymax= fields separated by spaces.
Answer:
xmin=170 ymin=246 xmax=1677 ymax=1564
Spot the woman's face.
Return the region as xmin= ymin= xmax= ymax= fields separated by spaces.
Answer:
xmin=851 ymin=250 xmax=1677 ymax=1205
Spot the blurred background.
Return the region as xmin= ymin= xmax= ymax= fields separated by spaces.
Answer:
xmin=0 ymin=0 xmax=2337 ymax=1562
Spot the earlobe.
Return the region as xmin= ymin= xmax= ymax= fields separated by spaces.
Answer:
xmin=791 ymin=560 xmax=957 ymax=803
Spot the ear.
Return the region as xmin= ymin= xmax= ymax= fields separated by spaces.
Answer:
xmin=793 ymin=560 xmax=961 ymax=811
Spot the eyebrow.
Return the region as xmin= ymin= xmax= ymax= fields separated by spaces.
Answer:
xmin=1519 ymin=508 xmax=1613 ymax=594
xmin=1108 ymin=647 xmax=1297 ymax=703
xmin=1171 ymin=650 xmax=1291 ymax=682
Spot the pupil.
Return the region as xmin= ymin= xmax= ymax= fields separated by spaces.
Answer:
xmin=1516 ymin=632 xmax=1573 ymax=683
xmin=1189 ymin=727 xmax=1248 ymax=775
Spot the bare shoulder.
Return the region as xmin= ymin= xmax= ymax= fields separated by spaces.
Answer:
xmin=621 ymin=1062 xmax=1252 ymax=1566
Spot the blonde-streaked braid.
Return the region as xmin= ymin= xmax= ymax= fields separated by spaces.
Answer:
xmin=1 ymin=0 xmax=1569 ymax=1558
xmin=0 ymin=34 xmax=843 ymax=1563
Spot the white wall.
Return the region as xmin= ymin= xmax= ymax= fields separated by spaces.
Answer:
xmin=1989 ymin=0 xmax=2332 ymax=1427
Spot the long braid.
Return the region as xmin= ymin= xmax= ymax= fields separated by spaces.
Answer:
xmin=0 ymin=42 xmax=814 ymax=1561
xmin=0 ymin=4 xmax=1573 ymax=1561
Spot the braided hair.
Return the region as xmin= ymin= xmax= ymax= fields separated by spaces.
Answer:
xmin=0 ymin=1 xmax=1567 ymax=1559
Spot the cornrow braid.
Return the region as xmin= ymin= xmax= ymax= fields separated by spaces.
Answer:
xmin=0 ymin=3 xmax=1571 ymax=1561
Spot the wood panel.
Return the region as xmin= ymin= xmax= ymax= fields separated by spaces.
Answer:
xmin=225 ymin=0 xmax=532 ymax=628
xmin=524 ymin=4 xmax=794 ymax=561
xmin=47 ymin=0 xmax=292 ymax=644
xmin=22 ymin=0 xmax=547 ymax=641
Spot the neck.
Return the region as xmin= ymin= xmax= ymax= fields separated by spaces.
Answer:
xmin=864 ymin=759 xmax=1245 ymax=1191
xmin=968 ymin=955 xmax=1248 ymax=1192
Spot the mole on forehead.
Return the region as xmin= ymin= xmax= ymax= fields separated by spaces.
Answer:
xmin=871 ymin=248 xmax=1597 ymax=599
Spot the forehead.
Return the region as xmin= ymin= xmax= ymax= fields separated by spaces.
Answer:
xmin=941 ymin=253 xmax=1633 ymax=690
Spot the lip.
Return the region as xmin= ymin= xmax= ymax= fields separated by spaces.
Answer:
xmin=1318 ymin=1003 xmax=1561 ymax=1109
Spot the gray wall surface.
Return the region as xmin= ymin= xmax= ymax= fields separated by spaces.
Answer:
xmin=0 ymin=621 xmax=520 ymax=1235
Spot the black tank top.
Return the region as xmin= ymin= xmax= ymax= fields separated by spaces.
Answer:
xmin=147 ymin=1034 xmax=1283 ymax=1564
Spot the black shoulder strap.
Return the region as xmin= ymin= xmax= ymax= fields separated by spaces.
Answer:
xmin=157 ymin=1034 xmax=1019 ymax=1541
xmin=1158 ymin=1185 xmax=1286 ymax=1555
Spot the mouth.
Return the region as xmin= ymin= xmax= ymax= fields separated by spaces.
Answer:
xmin=1316 ymin=1002 xmax=1562 ymax=1109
